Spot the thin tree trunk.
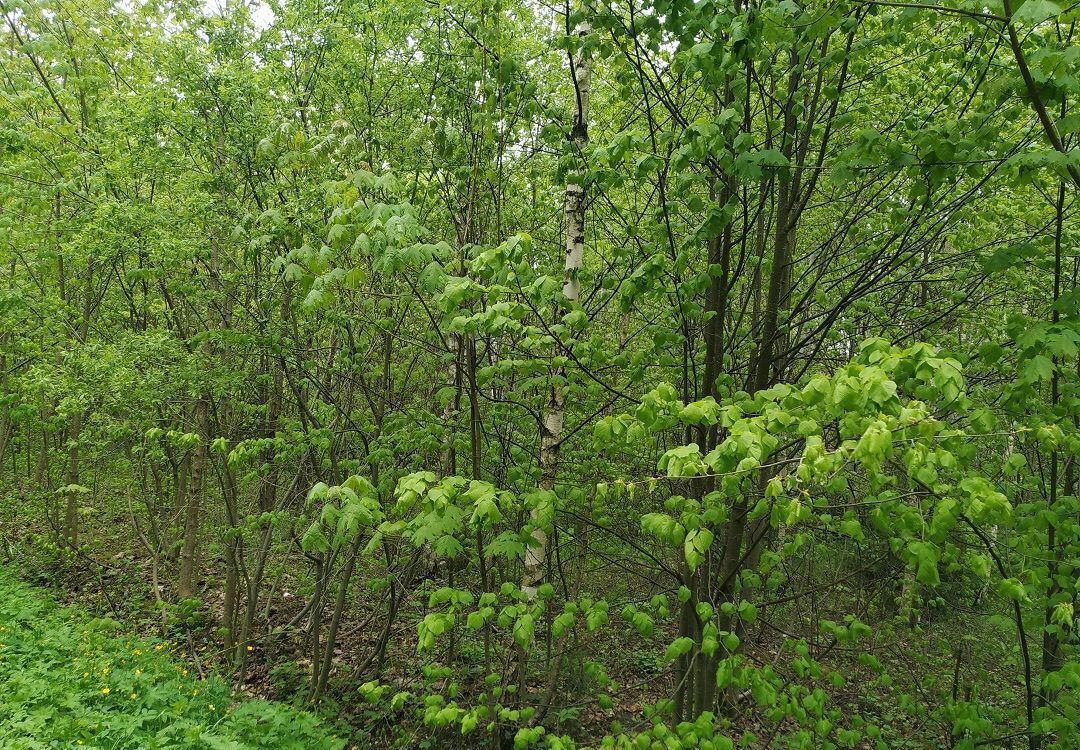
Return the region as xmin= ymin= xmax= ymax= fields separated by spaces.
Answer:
xmin=1037 ymin=179 xmax=1067 ymax=724
xmin=522 ymin=4 xmax=592 ymax=598
xmin=178 ymin=397 xmax=208 ymax=599
xmin=62 ymin=410 xmax=82 ymax=548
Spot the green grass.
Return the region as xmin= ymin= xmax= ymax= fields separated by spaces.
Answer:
xmin=0 ymin=568 xmax=345 ymax=750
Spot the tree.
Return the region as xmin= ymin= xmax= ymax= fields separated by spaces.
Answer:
xmin=0 ymin=0 xmax=1077 ymax=748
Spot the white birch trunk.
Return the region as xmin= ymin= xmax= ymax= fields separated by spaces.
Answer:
xmin=522 ymin=11 xmax=592 ymax=598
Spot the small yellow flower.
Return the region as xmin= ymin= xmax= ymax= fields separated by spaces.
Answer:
xmin=246 ymin=645 xmax=253 ymax=651
xmin=192 ymin=689 xmax=199 ymax=696
xmin=82 ymin=672 xmax=89 ymax=678
xmin=77 ymin=742 xmax=83 ymax=746
xmin=209 ymin=704 xmax=216 ymax=711
xmin=182 ymin=669 xmax=188 ymax=676
xmin=101 ymin=687 xmax=110 ymax=696
xmin=134 ymin=669 xmax=141 ymax=676
xmin=130 ymin=692 xmax=138 ymax=700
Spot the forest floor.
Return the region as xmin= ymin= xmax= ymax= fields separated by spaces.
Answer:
xmin=0 ymin=551 xmax=1027 ymax=750
xmin=0 ymin=567 xmax=346 ymax=750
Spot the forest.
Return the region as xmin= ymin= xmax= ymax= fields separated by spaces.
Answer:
xmin=0 ymin=0 xmax=1078 ymax=747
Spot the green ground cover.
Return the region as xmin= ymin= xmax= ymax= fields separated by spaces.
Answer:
xmin=0 ymin=568 xmax=345 ymax=750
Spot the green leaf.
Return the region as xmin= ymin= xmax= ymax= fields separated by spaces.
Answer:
xmin=665 ymin=637 xmax=695 ymax=661
xmin=839 ymin=517 xmax=865 ymax=542
xmin=301 ymin=522 xmax=330 ymax=554
xmin=684 ymin=527 xmax=714 ymax=571
xmin=586 ymin=603 xmax=609 ymax=631
xmin=1013 ymin=0 xmax=1062 ymax=24
xmin=1022 ymin=354 xmax=1054 ymax=383
xmin=513 ymin=614 xmax=535 ymax=649
xmin=997 ymin=578 xmax=1027 ymax=602
xmin=908 ymin=541 xmax=940 ymax=586
xmin=434 ymin=536 xmax=463 ymax=559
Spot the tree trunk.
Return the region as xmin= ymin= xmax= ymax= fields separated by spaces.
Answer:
xmin=178 ymin=397 xmax=208 ymax=599
xmin=63 ymin=410 xmax=82 ymax=548
xmin=522 ymin=6 xmax=592 ymax=597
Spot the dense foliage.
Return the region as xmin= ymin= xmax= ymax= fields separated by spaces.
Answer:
xmin=0 ymin=569 xmax=344 ymax=749
xmin=0 ymin=0 xmax=1078 ymax=747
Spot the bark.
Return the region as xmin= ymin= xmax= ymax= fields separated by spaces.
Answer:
xmin=1037 ymin=180 xmax=1068 ymax=725
xmin=522 ymin=7 xmax=592 ymax=598
xmin=61 ymin=242 xmax=94 ymax=548
xmin=221 ymin=461 xmax=241 ymax=653
xmin=0 ymin=332 xmax=10 ymax=480
xmin=62 ymin=410 xmax=82 ymax=547
xmin=258 ymin=352 xmax=283 ymax=512
xmin=179 ymin=134 xmax=226 ymax=600
xmin=178 ymin=397 xmax=208 ymax=599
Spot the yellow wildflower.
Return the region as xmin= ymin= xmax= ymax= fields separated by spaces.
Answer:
xmin=101 ymin=687 xmax=110 ymax=696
